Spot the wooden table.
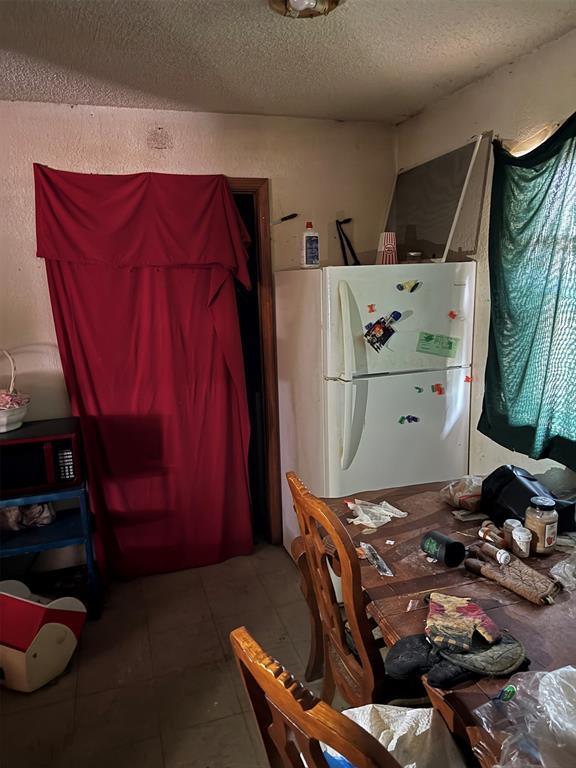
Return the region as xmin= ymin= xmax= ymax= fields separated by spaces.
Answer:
xmin=301 ymin=482 xmax=576 ymax=767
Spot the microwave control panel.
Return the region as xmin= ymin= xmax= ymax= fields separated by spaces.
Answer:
xmin=57 ymin=448 xmax=76 ymax=481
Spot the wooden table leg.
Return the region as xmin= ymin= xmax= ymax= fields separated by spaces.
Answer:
xmin=423 ymin=677 xmax=501 ymax=768
xmin=291 ymin=536 xmax=324 ymax=682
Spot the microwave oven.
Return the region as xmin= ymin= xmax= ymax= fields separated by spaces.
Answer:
xmin=0 ymin=417 xmax=83 ymax=499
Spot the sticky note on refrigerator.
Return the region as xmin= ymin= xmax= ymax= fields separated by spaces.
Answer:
xmin=416 ymin=332 xmax=460 ymax=358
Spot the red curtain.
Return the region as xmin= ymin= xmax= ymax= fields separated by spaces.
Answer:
xmin=34 ymin=165 xmax=253 ymax=577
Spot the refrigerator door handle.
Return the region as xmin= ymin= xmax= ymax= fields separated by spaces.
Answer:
xmin=338 ymin=280 xmax=355 ymax=380
xmin=342 ymin=381 xmax=355 ymax=469
xmin=341 ymin=380 xmax=368 ymax=470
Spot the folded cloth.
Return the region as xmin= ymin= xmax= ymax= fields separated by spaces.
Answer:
xmin=435 ymin=630 xmax=526 ymax=681
xmin=465 ymin=555 xmax=563 ymax=605
xmin=425 ymin=592 xmax=501 ymax=652
xmin=385 ymin=632 xmax=527 ymax=690
xmin=385 ymin=634 xmax=441 ymax=680
xmin=385 ymin=634 xmax=470 ymax=688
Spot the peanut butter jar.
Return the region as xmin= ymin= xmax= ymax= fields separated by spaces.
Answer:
xmin=524 ymin=496 xmax=558 ymax=555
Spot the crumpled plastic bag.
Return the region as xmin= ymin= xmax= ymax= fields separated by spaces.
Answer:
xmin=550 ymin=554 xmax=576 ymax=591
xmin=346 ymin=498 xmax=407 ymax=529
xmin=441 ymin=475 xmax=483 ymax=511
xmin=322 ymin=704 xmax=466 ymax=768
xmin=0 ymin=503 xmax=55 ymax=531
xmin=474 ymin=666 xmax=576 ymax=767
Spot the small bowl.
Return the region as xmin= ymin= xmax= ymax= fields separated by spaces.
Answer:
xmin=0 ymin=403 xmax=29 ymax=432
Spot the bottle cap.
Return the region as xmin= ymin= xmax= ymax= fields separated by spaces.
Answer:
xmin=495 ymin=549 xmax=511 ymax=565
xmin=306 ymin=221 xmax=313 ymax=228
xmin=530 ymin=496 xmax=556 ymax=509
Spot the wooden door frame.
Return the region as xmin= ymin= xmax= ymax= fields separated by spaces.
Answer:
xmin=228 ymin=178 xmax=282 ymax=544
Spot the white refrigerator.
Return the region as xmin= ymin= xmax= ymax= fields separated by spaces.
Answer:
xmin=275 ymin=262 xmax=476 ymax=551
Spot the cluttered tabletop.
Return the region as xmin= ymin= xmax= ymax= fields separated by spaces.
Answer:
xmin=322 ymin=474 xmax=576 ymax=757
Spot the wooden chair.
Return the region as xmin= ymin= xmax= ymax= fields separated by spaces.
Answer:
xmin=291 ymin=535 xmax=324 ymax=682
xmin=286 ymin=471 xmax=415 ymax=708
xmin=230 ymin=626 xmax=401 ymax=768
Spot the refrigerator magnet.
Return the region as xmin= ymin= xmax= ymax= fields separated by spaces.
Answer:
xmin=396 ymin=279 xmax=421 ymax=293
xmin=367 ymin=303 xmax=376 ymax=313
xmin=364 ymin=317 xmax=393 ymax=352
xmin=414 ymin=386 xmax=423 ymax=393
xmin=399 ymin=415 xmax=420 ymax=424
xmin=431 ymin=383 xmax=445 ymax=395
xmin=416 ymin=332 xmax=460 ymax=358
xmin=364 ymin=311 xmax=402 ymax=353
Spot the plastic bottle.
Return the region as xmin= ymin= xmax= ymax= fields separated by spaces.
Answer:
xmin=478 ymin=523 xmax=507 ymax=550
xmin=479 ymin=542 xmax=511 ymax=565
xmin=301 ymin=221 xmax=320 ymax=268
xmin=512 ymin=527 xmax=532 ymax=559
xmin=502 ymin=519 xmax=522 ymax=549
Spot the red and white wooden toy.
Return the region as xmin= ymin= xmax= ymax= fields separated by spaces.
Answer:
xmin=0 ymin=580 xmax=86 ymax=692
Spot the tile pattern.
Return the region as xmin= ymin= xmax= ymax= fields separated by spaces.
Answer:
xmin=0 ymin=544 xmax=322 ymax=768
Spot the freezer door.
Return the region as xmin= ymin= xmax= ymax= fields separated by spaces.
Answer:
xmin=324 ymin=368 xmax=471 ymax=497
xmin=323 ymin=263 xmax=475 ymax=379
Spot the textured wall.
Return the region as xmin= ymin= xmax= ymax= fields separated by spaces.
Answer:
xmin=398 ymin=30 xmax=576 ymax=487
xmin=0 ymin=100 xmax=395 ymax=419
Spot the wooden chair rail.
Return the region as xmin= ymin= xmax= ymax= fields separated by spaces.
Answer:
xmin=230 ymin=626 xmax=401 ymax=768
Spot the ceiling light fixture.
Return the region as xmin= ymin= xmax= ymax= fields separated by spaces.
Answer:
xmin=269 ymin=0 xmax=341 ymax=19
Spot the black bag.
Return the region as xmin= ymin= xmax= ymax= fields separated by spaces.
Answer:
xmin=480 ymin=465 xmax=576 ymax=533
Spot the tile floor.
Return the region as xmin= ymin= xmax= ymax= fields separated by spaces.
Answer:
xmin=0 ymin=544 xmax=332 ymax=768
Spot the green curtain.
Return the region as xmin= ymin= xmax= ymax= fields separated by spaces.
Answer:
xmin=478 ymin=112 xmax=576 ymax=469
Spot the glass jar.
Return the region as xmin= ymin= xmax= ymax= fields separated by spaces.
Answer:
xmin=524 ymin=496 xmax=558 ymax=555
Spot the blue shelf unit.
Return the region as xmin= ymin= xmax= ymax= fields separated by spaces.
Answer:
xmin=0 ymin=485 xmax=100 ymax=611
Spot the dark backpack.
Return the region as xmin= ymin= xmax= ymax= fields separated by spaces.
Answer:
xmin=480 ymin=465 xmax=576 ymax=533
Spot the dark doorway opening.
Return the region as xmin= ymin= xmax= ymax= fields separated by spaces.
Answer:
xmin=229 ymin=178 xmax=281 ymax=545
xmin=233 ymin=192 xmax=268 ymax=539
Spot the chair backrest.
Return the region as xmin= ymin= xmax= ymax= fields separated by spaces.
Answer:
xmin=286 ymin=472 xmax=386 ymax=707
xmin=230 ymin=626 xmax=400 ymax=768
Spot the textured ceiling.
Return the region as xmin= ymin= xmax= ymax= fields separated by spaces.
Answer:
xmin=1 ymin=0 xmax=576 ymax=123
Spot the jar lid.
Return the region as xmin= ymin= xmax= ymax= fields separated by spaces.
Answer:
xmin=514 ymin=526 xmax=532 ymax=539
xmin=504 ymin=518 xmax=522 ymax=529
xmin=530 ymin=496 xmax=556 ymax=509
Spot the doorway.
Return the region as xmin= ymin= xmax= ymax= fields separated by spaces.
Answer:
xmin=230 ymin=179 xmax=281 ymax=544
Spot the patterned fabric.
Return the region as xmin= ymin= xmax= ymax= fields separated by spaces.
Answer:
xmin=478 ymin=112 xmax=576 ymax=468
xmin=467 ymin=556 xmax=563 ymax=606
xmin=385 ymin=631 xmax=527 ymax=690
xmin=439 ymin=630 xmax=526 ymax=678
xmin=425 ymin=592 xmax=501 ymax=653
